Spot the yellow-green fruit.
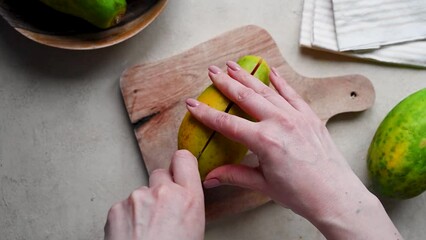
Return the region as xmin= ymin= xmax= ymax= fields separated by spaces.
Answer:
xmin=178 ymin=55 xmax=270 ymax=180
xmin=40 ymin=0 xmax=127 ymax=29
xmin=367 ymin=88 xmax=426 ymax=199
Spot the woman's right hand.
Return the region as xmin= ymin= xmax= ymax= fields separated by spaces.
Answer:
xmin=185 ymin=61 xmax=402 ymax=239
xmin=186 ymin=61 xmax=365 ymax=214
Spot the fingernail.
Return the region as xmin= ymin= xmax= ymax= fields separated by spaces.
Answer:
xmin=226 ymin=61 xmax=241 ymax=71
xmin=186 ymin=98 xmax=199 ymax=108
xmin=271 ymin=67 xmax=280 ymax=77
xmin=208 ymin=65 xmax=221 ymax=74
xmin=203 ymin=178 xmax=221 ymax=189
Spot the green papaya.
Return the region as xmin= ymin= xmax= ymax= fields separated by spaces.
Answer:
xmin=178 ymin=55 xmax=270 ymax=180
xmin=40 ymin=0 xmax=127 ymax=29
xmin=367 ymin=88 xmax=426 ymax=199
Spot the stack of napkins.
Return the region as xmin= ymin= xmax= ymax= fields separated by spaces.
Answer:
xmin=300 ymin=0 xmax=426 ymax=68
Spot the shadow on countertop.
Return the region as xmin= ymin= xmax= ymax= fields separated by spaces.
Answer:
xmin=0 ymin=14 xmax=167 ymax=82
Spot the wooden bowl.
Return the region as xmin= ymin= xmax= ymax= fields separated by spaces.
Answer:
xmin=0 ymin=0 xmax=168 ymax=50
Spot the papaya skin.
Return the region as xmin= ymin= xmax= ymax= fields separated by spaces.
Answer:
xmin=40 ymin=0 xmax=127 ymax=29
xmin=177 ymin=55 xmax=270 ymax=180
xmin=367 ymin=88 xmax=426 ymax=199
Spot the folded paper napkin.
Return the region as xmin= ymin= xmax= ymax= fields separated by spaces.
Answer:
xmin=300 ymin=0 xmax=426 ymax=68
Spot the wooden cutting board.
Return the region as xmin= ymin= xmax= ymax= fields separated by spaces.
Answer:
xmin=120 ymin=25 xmax=375 ymax=221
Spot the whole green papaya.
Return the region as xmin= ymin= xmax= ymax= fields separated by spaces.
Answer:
xmin=367 ymin=88 xmax=426 ymax=199
xmin=40 ymin=0 xmax=127 ymax=29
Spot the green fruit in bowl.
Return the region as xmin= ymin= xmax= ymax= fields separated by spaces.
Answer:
xmin=367 ymin=88 xmax=426 ymax=199
xmin=40 ymin=0 xmax=127 ymax=29
xmin=177 ymin=55 xmax=270 ymax=180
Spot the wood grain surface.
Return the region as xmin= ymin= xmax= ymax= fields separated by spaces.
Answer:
xmin=120 ymin=25 xmax=375 ymax=221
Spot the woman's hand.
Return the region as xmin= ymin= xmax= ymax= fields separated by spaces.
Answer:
xmin=104 ymin=150 xmax=205 ymax=240
xmin=185 ymin=62 xmax=361 ymax=214
xmin=185 ymin=61 xmax=402 ymax=239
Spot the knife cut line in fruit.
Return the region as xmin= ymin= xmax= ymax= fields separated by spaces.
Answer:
xmin=196 ymin=58 xmax=264 ymax=160
xmin=177 ymin=55 xmax=271 ymax=180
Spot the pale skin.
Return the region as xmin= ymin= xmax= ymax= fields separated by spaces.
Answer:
xmin=104 ymin=61 xmax=403 ymax=240
xmin=104 ymin=150 xmax=205 ymax=240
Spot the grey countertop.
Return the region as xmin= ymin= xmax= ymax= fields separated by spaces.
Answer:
xmin=1 ymin=1 xmax=425 ymax=239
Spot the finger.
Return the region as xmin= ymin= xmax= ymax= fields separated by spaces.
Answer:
xmin=186 ymin=98 xmax=258 ymax=149
xmin=203 ymin=164 xmax=266 ymax=191
xmin=149 ymin=168 xmax=173 ymax=187
xmin=270 ymin=67 xmax=316 ymax=115
xmin=126 ymin=187 xmax=152 ymax=227
xmin=226 ymin=61 xmax=294 ymax=111
xmin=170 ymin=150 xmax=203 ymax=192
xmin=208 ymin=65 xmax=278 ymax=120
xmin=105 ymin=201 xmax=130 ymax=239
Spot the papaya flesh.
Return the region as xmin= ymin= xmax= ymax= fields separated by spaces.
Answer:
xmin=40 ymin=0 xmax=127 ymax=29
xmin=178 ymin=55 xmax=270 ymax=180
xmin=367 ymin=88 xmax=426 ymax=199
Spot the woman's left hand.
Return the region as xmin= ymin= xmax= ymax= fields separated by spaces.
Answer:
xmin=104 ymin=150 xmax=205 ymax=240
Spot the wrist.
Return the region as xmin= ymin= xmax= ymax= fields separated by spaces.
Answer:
xmin=302 ymin=177 xmax=402 ymax=239
xmin=309 ymin=188 xmax=376 ymax=238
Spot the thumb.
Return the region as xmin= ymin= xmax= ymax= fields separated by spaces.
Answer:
xmin=203 ymin=164 xmax=266 ymax=191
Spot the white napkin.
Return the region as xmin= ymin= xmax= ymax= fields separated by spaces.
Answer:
xmin=300 ymin=0 xmax=426 ymax=68
xmin=332 ymin=0 xmax=426 ymax=51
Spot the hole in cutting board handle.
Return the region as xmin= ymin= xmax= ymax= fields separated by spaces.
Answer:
xmin=350 ymin=91 xmax=358 ymax=98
